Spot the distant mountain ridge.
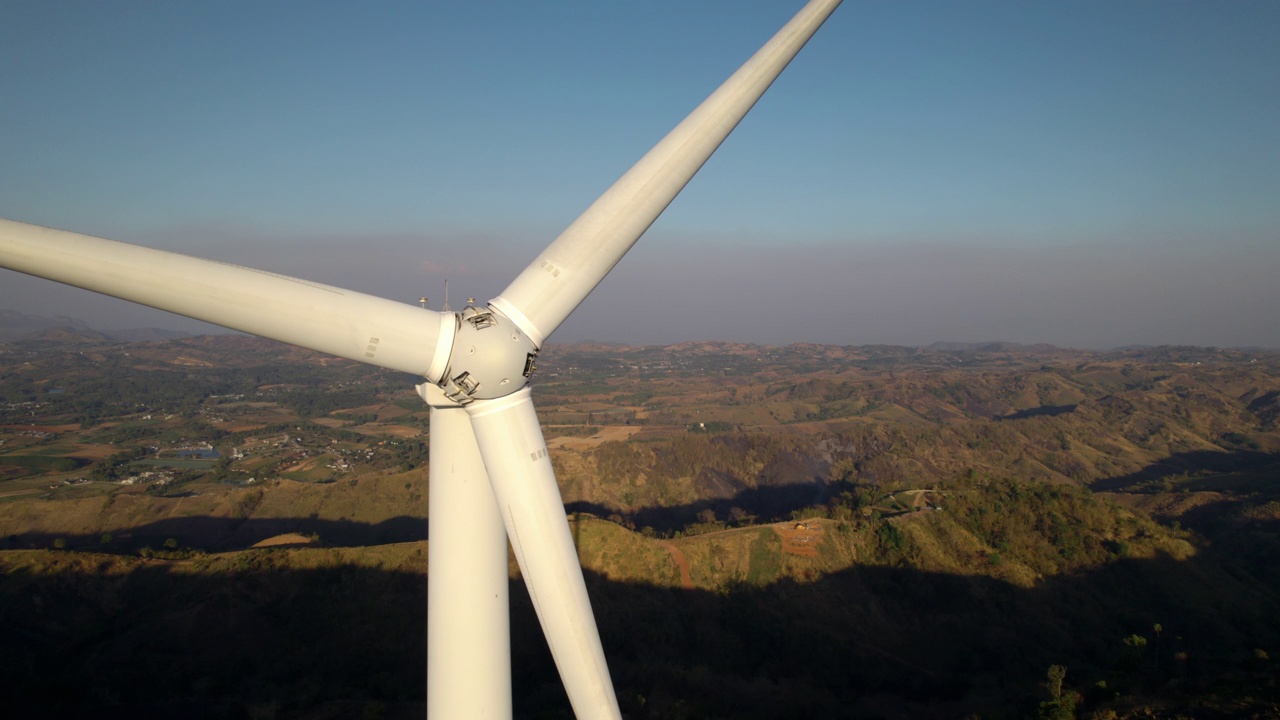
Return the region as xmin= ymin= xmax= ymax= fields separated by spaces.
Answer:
xmin=2 ymin=308 xmax=1275 ymax=352
xmin=0 ymin=309 xmax=190 ymax=344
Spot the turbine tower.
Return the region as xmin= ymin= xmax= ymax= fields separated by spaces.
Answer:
xmin=0 ymin=1 xmax=843 ymax=717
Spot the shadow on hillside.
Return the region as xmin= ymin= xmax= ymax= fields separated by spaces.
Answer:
xmin=6 ymin=449 xmax=1280 ymax=717
xmin=566 ymin=480 xmax=835 ymax=534
xmin=1090 ymin=449 xmax=1280 ymax=493
xmin=2 ymin=515 xmax=428 ymax=553
xmin=576 ymin=446 xmax=1280 ymax=536
xmin=11 ymin=448 xmax=1280 ymax=554
xmin=997 ymin=403 xmax=1078 ymax=420
xmin=3 ymin=529 xmax=1280 ymax=720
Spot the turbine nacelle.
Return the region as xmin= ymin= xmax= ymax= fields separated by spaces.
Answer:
xmin=434 ymin=303 xmax=539 ymax=405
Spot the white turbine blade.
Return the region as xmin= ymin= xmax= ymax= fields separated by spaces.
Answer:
xmin=0 ymin=219 xmax=455 ymax=379
xmin=421 ymin=383 xmax=513 ymax=719
xmin=466 ymin=388 xmax=621 ymax=720
xmin=490 ymin=0 xmax=842 ymax=346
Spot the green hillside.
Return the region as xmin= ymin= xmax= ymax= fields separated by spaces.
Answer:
xmin=2 ymin=336 xmax=1279 ymax=718
xmin=4 ymin=476 xmax=1277 ymax=719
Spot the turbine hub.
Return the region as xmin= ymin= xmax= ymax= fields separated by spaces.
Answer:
xmin=436 ymin=303 xmax=538 ymax=405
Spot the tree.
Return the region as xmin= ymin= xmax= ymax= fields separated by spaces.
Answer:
xmin=1046 ymin=664 xmax=1066 ymax=700
xmin=728 ymin=506 xmax=756 ymax=527
xmin=1037 ymin=664 xmax=1076 ymax=720
xmin=1153 ymin=623 xmax=1163 ymax=678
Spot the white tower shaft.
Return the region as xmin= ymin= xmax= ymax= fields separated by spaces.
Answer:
xmin=422 ymin=384 xmax=513 ymax=718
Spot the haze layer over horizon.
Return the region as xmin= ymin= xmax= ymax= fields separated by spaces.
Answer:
xmin=2 ymin=1 xmax=1277 ymax=349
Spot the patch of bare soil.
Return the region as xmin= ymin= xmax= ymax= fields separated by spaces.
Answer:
xmin=334 ymin=404 xmax=382 ymax=417
xmin=220 ymin=423 xmax=269 ymax=433
xmin=252 ymin=533 xmax=315 ymax=548
xmin=775 ymin=521 xmax=825 ymax=557
xmin=376 ymin=405 xmax=411 ymax=421
xmin=0 ymin=425 xmax=67 ymax=434
xmin=71 ymin=444 xmax=123 ymax=460
xmin=659 ymin=541 xmax=695 ymax=589
xmin=554 ymin=425 xmax=643 ymax=451
xmin=283 ymin=458 xmax=320 ymax=473
xmin=347 ymin=423 xmax=422 ymax=438
xmin=0 ymin=488 xmax=43 ymax=499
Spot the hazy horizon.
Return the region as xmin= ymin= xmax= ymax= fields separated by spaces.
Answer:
xmin=4 ymin=297 xmax=1276 ymax=353
xmin=3 ymin=1 xmax=1277 ymax=349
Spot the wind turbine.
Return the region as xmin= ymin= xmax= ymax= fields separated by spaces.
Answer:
xmin=0 ymin=0 xmax=842 ymax=717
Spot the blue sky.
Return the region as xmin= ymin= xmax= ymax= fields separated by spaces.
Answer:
xmin=2 ymin=0 xmax=1278 ymax=348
